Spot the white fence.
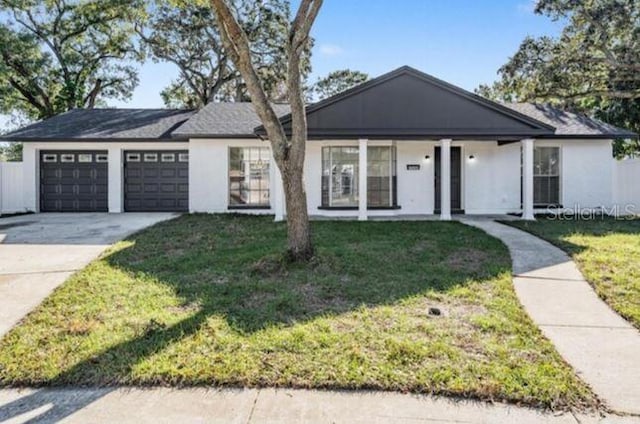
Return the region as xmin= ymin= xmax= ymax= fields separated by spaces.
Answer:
xmin=0 ymin=162 xmax=26 ymax=214
xmin=614 ymin=158 xmax=640 ymax=214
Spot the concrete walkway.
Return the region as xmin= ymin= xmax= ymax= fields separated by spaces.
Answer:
xmin=0 ymin=213 xmax=176 ymax=337
xmin=2 ymin=387 xmax=639 ymax=424
xmin=461 ymin=219 xmax=640 ymax=416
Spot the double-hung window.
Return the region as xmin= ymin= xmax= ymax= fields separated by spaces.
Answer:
xmin=321 ymin=146 xmax=397 ymax=208
xmin=229 ymin=147 xmax=270 ymax=207
xmin=533 ymin=146 xmax=560 ymax=207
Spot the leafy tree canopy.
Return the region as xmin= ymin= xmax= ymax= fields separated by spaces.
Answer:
xmin=0 ymin=0 xmax=145 ymax=120
xmin=141 ymin=0 xmax=310 ymax=108
xmin=311 ymin=69 xmax=368 ymax=101
xmin=477 ymin=0 xmax=640 ymax=157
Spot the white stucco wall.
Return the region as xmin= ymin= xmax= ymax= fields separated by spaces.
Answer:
xmin=21 ymin=137 xmax=616 ymax=217
xmin=548 ymin=139 xmax=614 ymax=211
xmin=189 ymin=138 xmax=275 ymax=214
xmin=22 ymin=141 xmax=188 ymax=213
xmin=463 ymin=141 xmax=522 ymax=214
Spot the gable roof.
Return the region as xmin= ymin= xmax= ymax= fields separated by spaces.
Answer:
xmin=1 ymin=66 xmax=635 ymax=142
xmin=0 ymin=108 xmax=195 ymax=142
xmin=257 ymin=66 xmax=558 ymax=140
xmin=504 ymin=103 xmax=636 ymax=139
xmin=172 ymin=102 xmax=290 ymax=138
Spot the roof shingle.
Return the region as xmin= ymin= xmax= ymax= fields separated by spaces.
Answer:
xmin=172 ymin=102 xmax=290 ymax=138
xmin=0 ymin=108 xmax=195 ymax=141
xmin=504 ymin=103 xmax=636 ymax=138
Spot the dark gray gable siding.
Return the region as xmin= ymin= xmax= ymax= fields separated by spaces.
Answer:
xmin=271 ymin=66 xmax=556 ymax=140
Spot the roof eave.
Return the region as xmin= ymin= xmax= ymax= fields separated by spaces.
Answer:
xmin=2 ymin=137 xmax=190 ymax=142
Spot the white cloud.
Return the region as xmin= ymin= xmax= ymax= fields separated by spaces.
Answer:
xmin=319 ymin=44 xmax=344 ymax=56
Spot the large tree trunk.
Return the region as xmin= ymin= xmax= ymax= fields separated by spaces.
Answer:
xmin=211 ymin=0 xmax=322 ymax=262
xmin=281 ymin=165 xmax=313 ymax=259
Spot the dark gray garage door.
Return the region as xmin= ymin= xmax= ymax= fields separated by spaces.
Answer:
xmin=40 ymin=150 xmax=108 ymax=212
xmin=124 ymin=150 xmax=188 ymax=212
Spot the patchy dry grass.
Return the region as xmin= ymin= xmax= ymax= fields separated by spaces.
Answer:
xmin=0 ymin=215 xmax=595 ymax=409
xmin=507 ymin=217 xmax=640 ymax=328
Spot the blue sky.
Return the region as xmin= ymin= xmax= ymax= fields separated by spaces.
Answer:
xmin=2 ymin=0 xmax=563 ymax=129
xmin=111 ymin=0 xmax=563 ymax=108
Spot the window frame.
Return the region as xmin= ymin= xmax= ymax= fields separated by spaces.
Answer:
xmin=228 ymin=146 xmax=271 ymax=209
xmin=78 ymin=154 xmax=93 ymax=163
xmin=60 ymin=153 xmax=75 ymax=163
xmin=143 ymin=153 xmax=158 ymax=162
xmin=320 ymin=145 xmax=399 ymax=210
xmin=161 ymin=153 xmax=175 ymax=162
xmin=533 ymin=146 xmax=561 ymax=207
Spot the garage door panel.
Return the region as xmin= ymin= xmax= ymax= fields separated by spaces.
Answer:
xmin=124 ymin=150 xmax=188 ymax=212
xmin=40 ymin=150 xmax=108 ymax=212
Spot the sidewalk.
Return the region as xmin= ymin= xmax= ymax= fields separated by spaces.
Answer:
xmin=1 ymin=387 xmax=638 ymax=424
xmin=462 ymin=219 xmax=640 ymax=416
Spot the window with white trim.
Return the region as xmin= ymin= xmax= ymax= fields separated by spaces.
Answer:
xmin=533 ymin=146 xmax=560 ymax=206
xmin=78 ymin=154 xmax=92 ymax=163
xmin=42 ymin=154 xmax=57 ymax=162
xmin=96 ymin=154 xmax=108 ymax=163
xmin=229 ymin=147 xmax=270 ymax=207
xmin=161 ymin=153 xmax=175 ymax=162
xmin=321 ymin=146 xmax=397 ymax=208
xmin=61 ymin=154 xmax=75 ymax=162
xmin=144 ymin=153 xmax=158 ymax=162
xmin=126 ymin=153 xmax=141 ymax=162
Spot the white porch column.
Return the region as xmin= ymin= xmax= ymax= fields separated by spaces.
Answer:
xmin=522 ymin=138 xmax=535 ymax=220
xmin=358 ymin=138 xmax=368 ymax=221
xmin=108 ymin=147 xmax=123 ymax=213
xmin=440 ymin=139 xmax=452 ymax=220
xmin=273 ymin=163 xmax=285 ymax=222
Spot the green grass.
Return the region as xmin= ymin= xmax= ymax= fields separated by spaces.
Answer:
xmin=506 ymin=217 xmax=640 ymax=329
xmin=0 ymin=215 xmax=595 ymax=409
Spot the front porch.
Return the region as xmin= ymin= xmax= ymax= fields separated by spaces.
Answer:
xmin=297 ymin=138 xmax=540 ymax=221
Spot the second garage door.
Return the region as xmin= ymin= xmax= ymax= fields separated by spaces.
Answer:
xmin=124 ymin=150 xmax=189 ymax=212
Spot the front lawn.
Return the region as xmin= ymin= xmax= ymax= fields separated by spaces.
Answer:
xmin=507 ymin=217 xmax=640 ymax=329
xmin=0 ymin=215 xmax=594 ymax=409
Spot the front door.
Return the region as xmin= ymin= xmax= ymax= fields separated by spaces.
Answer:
xmin=434 ymin=146 xmax=462 ymax=213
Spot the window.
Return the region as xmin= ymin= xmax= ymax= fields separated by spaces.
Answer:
xmin=322 ymin=147 xmax=359 ymax=207
xmin=78 ymin=154 xmax=92 ymax=163
xmin=229 ymin=147 xmax=270 ymax=207
xmin=178 ymin=153 xmax=189 ymax=162
xmin=534 ymin=146 xmax=560 ymax=206
xmin=367 ymin=146 xmax=397 ymax=207
xmin=161 ymin=153 xmax=175 ymax=162
xmin=144 ymin=153 xmax=158 ymax=162
xmin=126 ymin=153 xmax=141 ymax=162
xmin=61 ymin=154 xmax=75 ymax=162
xmin=321 ymin=146 xmax=397 ymax=208
xmin=96 ymin=154 xmax=108 ymax=163
xmin=42 ymin=154 xmax=57 ymax=163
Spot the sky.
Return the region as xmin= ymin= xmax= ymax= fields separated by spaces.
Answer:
xmin=1 ymin=0 xmax=564 ymax=129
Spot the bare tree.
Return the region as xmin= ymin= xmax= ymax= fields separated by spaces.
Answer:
xmin=210 ymin=0 xmax=321 ymax=261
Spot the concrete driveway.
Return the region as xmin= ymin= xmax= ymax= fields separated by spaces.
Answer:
xmin=0 ymin=213 xmax=176 ymax=337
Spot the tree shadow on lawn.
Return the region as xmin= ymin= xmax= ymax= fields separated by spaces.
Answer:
xmin=45 ymin=214 xmax=510 ymax=385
